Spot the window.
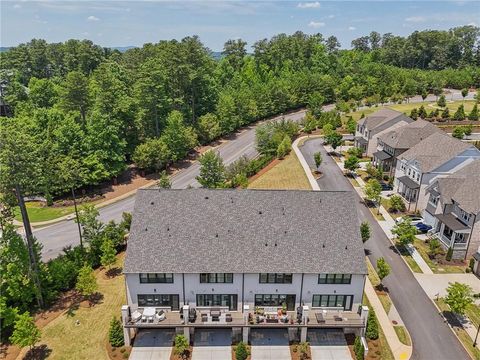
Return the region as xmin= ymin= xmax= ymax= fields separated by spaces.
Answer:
xmin=139 ymin=273 xmax=174 ymax=283
xmin=318 ymin=274 xmax=352 ymax=284
xmin=254 ymin=294 xmax=296 ymax=310
xmin=138 ymin=294 xmax=179 ymax=310
xmin=459 ymin=209 xmax=472 ymax=224
xmin=400 ymin=162 xmax=406 ymax=171
xmin=199 ymin=273 xmax=233 ymax=283
xmin=312 ymin=295 xmax=353 ymax=310
xmin=196 ymin=294 xmax=237 ymax=310
xmin=429 ymin=195 xmax=439 ymax=206
xmin=259 ymin=273 xmax=293 ymax=284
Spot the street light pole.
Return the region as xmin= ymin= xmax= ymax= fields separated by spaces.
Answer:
xmin=71 ymin=187 xmax=83 ymax=249
xmin=474 ymin=323 xmax=480 ymax=347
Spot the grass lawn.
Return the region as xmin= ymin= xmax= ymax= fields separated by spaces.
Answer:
xmin=14 ymin=201 xmax=76 ymax=223
xmin=363 ymin=297 xmax=395 ymax=360
xmin=38 ymin=254 xmax=126 ymax=360
xmin=466 ymin=304 xmax=480 ymax=328
xmin=435 ymin=298 xmax=480 ymax=360
xmin=248 ymin=152 xmax=312 ymax=190
xmin=347 ymin=176 xmax=361 ymax=187
xmin=393 ymin=326 xmax=411 ymax=346
xmin=368 ymin=207 xmax=385 ymax=221
xmin=380 ymin=198 xmax=406 ymax=220
xmin=396 ymin=245 xmax=423 ymax=273
xmin=366 ymin=258 xmax=392 ymax=314
xmin=414 ymin=239 xmax=467 ymax=273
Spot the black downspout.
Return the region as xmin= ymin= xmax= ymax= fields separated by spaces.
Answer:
xmin=466 ymin=213 xmax=477 ymax=260
xmin=299 ymin=273 xmax=304 ymax=307
xmin=242 ymin=274 xmax=245 ymax=313
xmin=415 ymin=173 xmax=423 ymax=213
xmin=182 ymin=273 xmax=186 ymax=306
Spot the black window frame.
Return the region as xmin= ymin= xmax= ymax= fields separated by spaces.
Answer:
xmin=137 ymin=294 xmax=179 ymax=310
xmin=312 ymin=294 xmax=353 ymax=311
xmin=199 ymin=273 xmax=234 ymax=283
xmin=318 ymin=274 xmax=351 ymax=284
xmin=254 ymin=294 xmax=296 ymax=310
xmin=259 ymin=273 xmax=293 ymax=284
xmin=139 ymin=273 xmax=174 ymax=284
xmin=196 ymin=294 xmax=238 ymax=310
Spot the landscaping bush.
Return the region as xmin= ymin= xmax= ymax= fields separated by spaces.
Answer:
xmin=108 ymin=317 xmax=124 ymax=347
xmin=276 ymin=135 xmax=292 ymax=159
xmin=174 ymin=334 xmax=189 ymax=358
xmin=470 ymin=258 xmax=475 ymax=271
xmin=235 ymin=341 xmax=249 ymax=360
xmin=366 ymin=309 xmax=379 ymax=340
xmin=446 ymin=247 xmax=454 ymax=262
xmin=354 ymin=336 xmax=364 ymax=360
xmin=347 ymin=147 xmax=363 ymax=158
xmin=389 ymin=195 xmax=406 ymax=212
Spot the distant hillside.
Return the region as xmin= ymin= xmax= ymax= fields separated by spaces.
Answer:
xmin=0 ymin=47 xmax=11 ymax=52
xmin=111 ymin=46 xmax=137 ymax=52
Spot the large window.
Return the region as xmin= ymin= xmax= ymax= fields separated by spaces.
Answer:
xmin=312 ymin=295 xmax=353 ymax=311
xmin=196 ymin=294 xmax=237 ymax=310
xmin=139 ymin=273 xmax=174 ymax=283
xmin=259 ymin=273 xmax=293 ymax=284
xmin=318 ymin=274 xmax=352 ymax=284
xmin=137 ymin=294 xmax=179 ymax=310
xmin=254 ymin=294 xmax=296 ymax=310
xmin=199 ymin=273 xmax=233 ymax=283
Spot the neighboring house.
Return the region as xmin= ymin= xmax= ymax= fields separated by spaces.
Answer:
xmin=121 ymin=189 xmax=368 ymax=345
xmin=373 ymin=119 xmax=443 ymax=176
xmin=393 ymin=132 xmax=480 ymax=212
xmin=424 ymin=160 xmax=480 ymax=260
xmin=354 ymin=109 xmax=414 ymax=157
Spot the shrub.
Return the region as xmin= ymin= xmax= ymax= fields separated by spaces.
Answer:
xmin=174 ymin=334 xmax=189 ymax=358
xmin=347 ymin=147 xmax=363 ymax=158
xmin=453 ymin=104 xmax=466 ymax=120
xmin=468 ymin=104 xmax=479 ymax=121
xmin=354 ymin=336 xmax=364 ymax=360
xmin=452 ymin=126 xmax=465 ymax=139
xmin=389 ymin=195 xmax=406 ymax=212
xmin=437 ymin=94 xmax=446 ymax=107
xmin=298 ymin=341 xmax=309 ymax=359
xmin=360 ymin=222 xmax=370 ymax=243
xmin=276 ymin=135 xmax=292 ymax=159
xmin=470 ymin=258 xmax=475 ymax=271
xmin=109 ymin=317 xmax=124 ymax=347
xmin=366 ymin=309 xmax=379 ymax=340
xmin=441 ymin=108 xmax=450 ymax=119
xmin=428 ymin=238 xmax=442 ymax=258
xmin=235 ymin=341 xmax=249 ymax=360
xmin=446 ymin=247 xmax=454 ymax=261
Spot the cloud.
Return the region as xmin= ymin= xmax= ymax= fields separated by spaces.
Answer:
xmin=328 ymin=14 xmax=335 ymax=19
xmin=13 ymin=4 xmax=21 ymax=9
xmin=298 ymin=2 xmax=321 ymax=9
xmin=348 ymin=26 xmax=356 ymax=31
xmin=87 ymin=15 xmax=100 ymax=22
xmin=308 ymin=21 xmax=325 ymax=28
xmin=405 ymin=16 xmax=426 ymax=23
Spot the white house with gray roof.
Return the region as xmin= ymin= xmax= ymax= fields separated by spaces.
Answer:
xmin=355 ymin=108 xmax=414 ymax=157
xmin=393 ymin=132 xmax=480 ymax=212
xmin=424 ymin=160 xmax=480 ymax=260
xmin=121 ymin=189 xmax=368 ymax=345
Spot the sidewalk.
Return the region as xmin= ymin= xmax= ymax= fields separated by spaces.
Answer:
xmin=292 ymin=137 xmax=320 ymax=191
xmin=365 ymin=279 xmax=412 ymax=360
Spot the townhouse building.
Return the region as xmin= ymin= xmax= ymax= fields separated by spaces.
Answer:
xmin=121 ymin=189 xmax=368 ymax=345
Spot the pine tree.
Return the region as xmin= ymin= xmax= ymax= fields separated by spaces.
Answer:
xmin=468 ymin=104 xmax=479 ymax=121
xmin=276 ymin=135 xmax=292 ymax=159
xmin=360 ymin=222 xmax=370 ymax=243
xmin=366 ymin=309 xmax=379 ymax=340
xmin=235 ymin=341 xmax=249 ymax=360
xmin=437 ymin=94 xmax=446 ymax=107
xmin=410 ymin=108 xmax=418 ymax=120
xmin=108 ymin=317 xmax=125 ymax=347
xmin=453 ymin=104 xmax=465 ymax=120
xmin=441 ymin=107 xmax=450 ymax=119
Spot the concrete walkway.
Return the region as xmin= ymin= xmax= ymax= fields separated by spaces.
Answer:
xmin=192 ymin=329 xmax=232 ymax=360
xmin=365 ymin=279 xmax=412 ymax=360
xmin=292 ymin=136 xmax=320 ymax=190
xmin=129 ymin=329 xmax=174 ymax=360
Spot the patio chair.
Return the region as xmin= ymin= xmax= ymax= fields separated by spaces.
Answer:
xmin=201 ymin=313 xmax=208 ymax=322
xmin=189 ymin=308 xmax=197 ymax=322
xmin=155 ymin=310 xmax=166 ymax=322
xmin=210 ymin=308 xmax=221 ymax=321
xmin=225 ymin=313 xmax=232 ymax=322
xmin=131 ymin=310 xmax=142 ymax=323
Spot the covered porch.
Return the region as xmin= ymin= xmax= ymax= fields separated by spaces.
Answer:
xmin=433 ymin=213 xmax=471 ymax=257
xmin=372 ymin=150 xmax=393 ymax=172
xmin=396 ymin=176 xmax=420 ymax=209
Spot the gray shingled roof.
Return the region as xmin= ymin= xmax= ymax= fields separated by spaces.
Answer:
xmin=357 ymin=108 xmax=412 ymax=131
xmin=124 ymin=189 xmax=367 ymax=275
xmin=379 ymin=119 xmax=443 ymax=149
xmin=430 ymin=160 xmax=480 ymax=214
xmin=398 ymin=132 xmax=473 ymax=173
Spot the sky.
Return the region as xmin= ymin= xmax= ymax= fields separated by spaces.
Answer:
xmin=1 ymin=0 xmax=479 ymax=51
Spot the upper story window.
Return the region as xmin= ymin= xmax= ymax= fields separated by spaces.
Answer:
xmin=139 ymin=273 xmax=174 ymax=283
xmin=459 ymin=208 xmax=472 ymax=224
xmin=200 ymin=273 xmax=233 ymax=283
xmin=429 ymin=195 xmax=439 ymax=206
xmin=259 ymin=273 xmax=293 ymax=284
xmin=318 ymin=274 xmax=352 ymax=284
xmin=400 ymin=162 xmax=406 ymax=171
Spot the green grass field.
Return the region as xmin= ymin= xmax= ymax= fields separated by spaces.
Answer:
xmin=414 ymin=239 xmax=467 ymax=273
xmin=366 ymin=258 xmax=392 ymax=314
xmin=394 ymin=325 xmax=411 ymax=346
xmin=14 ymin=201 xmax=75 ymax=223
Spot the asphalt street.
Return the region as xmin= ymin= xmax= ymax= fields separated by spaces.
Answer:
xmin=299 ymin=137 xmax=470 ymax=360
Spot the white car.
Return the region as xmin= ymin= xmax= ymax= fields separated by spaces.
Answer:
xmin=395 ymin=215 xmax=424 ymax=225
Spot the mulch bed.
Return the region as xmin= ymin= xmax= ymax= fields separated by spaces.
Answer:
xmin=290 ymin=343 xmax=312 ymax=360
xmin=106 ymin=342 xmax=132 ymax=360
xmin=231 ymin=344 xmax=252 ymax=360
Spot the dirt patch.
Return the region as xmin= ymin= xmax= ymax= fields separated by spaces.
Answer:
xmin=106 ymin=342 xmax=132 ymax=360
xmin=290 ymin=343 xmax=311 ymax=360
xmin=247 ymin=158 xmax=279 ymax=183
xmin=312 ymin=170 xmax=323 ymax=179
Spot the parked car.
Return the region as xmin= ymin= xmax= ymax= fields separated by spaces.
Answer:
xmin=416 ymin=223 xmax=433 ymax=233
xmin=395 ymin=215 xmax=424 ymax=225
xmin=380 ymin=182 xmax=393 ymax=191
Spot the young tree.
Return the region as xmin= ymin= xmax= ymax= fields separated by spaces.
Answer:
xmin=421 ymin=89 xmax=428 ymax=101
xmin=344 ymin=156 xmax=359 ymax=173
xmin=108 ymin=317 xmax=125 ymax=347
xmin=461 ymin=88 xmax=468 ymax=102
xmin=313 ymin=152 xmax=323 ymax=171
xmin=376 ymin=257 xmax=391 ymax=285
xmin=453 ymin=104 xmax=465 ymax=120
xmin=418 ymin=105 xmax=428 ymax=119
xmin=100 ymin=238 xmax=116 ymax=270
xmin=428 ymin=238 xmax=442 ymax=258
xmin=276 ymin=135 xmax=292 ymax=159
xmin=197 ymin=113 xmax=221 ymax=144
xmin=348 ymin=147 xmax=363 ymax=158
xmin=389 ymin=195 xmax=406 ymax=212
xmin=452 ymin=126 xmax=465 ymax=139
xmin=441 ymin=107 xmax=450 ymax=119
xmin=10 ymin=312 xmax=41 ymax=352
xmin=410 ymin=108 xmax=418 ymax=120
xmin=76 ymin=264 xmax=98 ymax=301
xmin=360 ymin=221 xmax=371 ymax=243
xmin=392 ymin=219 xmax=417 ymax=246
xmin=298 ymin=341 xmax=309 ymax=359
xmin=437 ymin=94 xmax=446 ymax=108
xmin=174 ymin=334 xmax=189 ymax=359
xmin=468 ymin=104 xmax=479 ymax=121
xmin=366 ymin=309 xmax=379 ymax=340
xmin=322 ymin=123 xmax=334 ymax=138
xmin=157 ymin=170 xmax=171 ymax=189
xmin=196 ymin=150 xmax=226 ymax=188
xmin=235 ymin=341 xmax=249 ymax=360
xmin=365 ymin=179 xmax=382 ymax=214
xmin=445 ymin=282 xmax=473 ymax=315
xmin=132 ymin=138 xmax=171 ymax=171
xmin=325 ymin=131 xmax=343 ymax=152
xmin=346 ymin=117 xmax=356 ymax=135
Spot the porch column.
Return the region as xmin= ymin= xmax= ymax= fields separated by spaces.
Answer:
xmin=183 ymin=326 xmax=190 ymax=344
xmin=300 ymin=305 xmax=309 ymax=342
xmin=300 ymin=326 xmax=308 ymax=342
xmin=121 ymin=305 xmax=132 ymax=346
xmin=243 ymin=305 xmax=250 ymax=343
xmin=183 ymin=305 xmax=189 ymax=324
xmin=359 ymin=305 xmax=369 ymax=337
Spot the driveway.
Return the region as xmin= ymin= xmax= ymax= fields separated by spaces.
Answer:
xmin=250 ymin=328 xmax=290 ymax=360
xmin=129 ymin=329 xmax=174 ymax=360
xmin=415 ymin=273 xmax=480 ymax=300
xmin=192 ymin=328 xmax=232 ymax=360
xmin=299 ymin=137 xmax=470 ymax=360
xmin=308 ymin=329 xmax=352 ymax=360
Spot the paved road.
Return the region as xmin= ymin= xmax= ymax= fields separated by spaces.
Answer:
xmin=299 ymin=138 xmax=470 ymax=360
xmin=35 ymin=109 xmax=307 ymax=260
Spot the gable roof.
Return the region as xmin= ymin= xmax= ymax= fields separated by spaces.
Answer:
xmin=357 ymin=108 xmax=412 ymax=131
xmin=398 ymin=132 xmax=473 ymax=173
xmin=430 ymin=160 xmax=480 ymax=214
xmin=379 ymin=119 xmax=443 ymax=149
xmin=124 ymin=189 xmax=367 ymax=275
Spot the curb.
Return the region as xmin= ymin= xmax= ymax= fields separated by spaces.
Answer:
xmin=292 ymin=136 xmax=320 ymax=191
